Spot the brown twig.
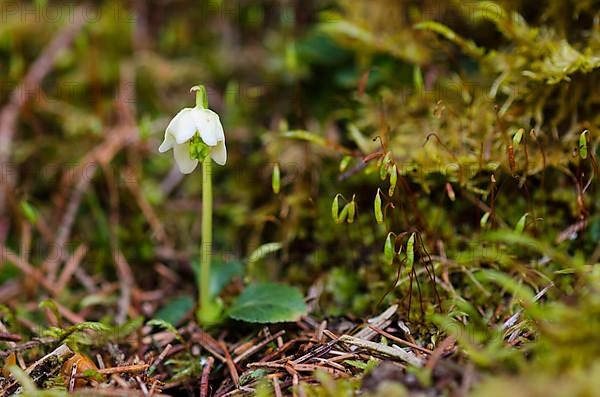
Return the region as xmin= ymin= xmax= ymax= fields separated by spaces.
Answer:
xmin=220 ymin=342 xmax=240 ymax=387
xmin=55 ymin=244 xmax=88 ymax=293
xmin=191 ymin=328 xmax=226 ymax=361
xmin=0 ymin=338 xmax=57 ymax=358
xmin=233 ymin=330 xmax=286 ymax=364
xmin=291 ymin=339 xmax=338 ymax=365
xmin=338 ymin=335 xmax=423 ymax=367
xmin=353 ymin=305 xmax=398 ymax=342
xmin=135 ymin=376 xmax=149 ymax=396
xmin=147 ymin=344 xmax=172 ymax=376
xmin=200 ymin=356 xmax=215 ymax=397
xmin=368 ymin=326 xmax=433 ymax=354
xmin=425 ymin=336 xmax=455 ymax=370
xmin=0 ymin=332 xmax=21 ymax=342
xmin=43 ymin=174 xmax=89 ymax=283
xmin=0 ymin=246 xmax=57 ymax=294
xmin=98 ymin=364 xmax=149 ymax=376
xmin=272 ymin=378 xmax=283 ymax=397
xmin=76 ymin=389 xmax=170 ymax=397
xmin=114 ymin=250 xmax=135 ymax=325
xmin=247 ymin=362 xmax=287 ymax=370
xmin=259 ymin=338 xmax=313 ymax=363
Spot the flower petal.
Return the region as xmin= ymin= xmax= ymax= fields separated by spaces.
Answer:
xmin=210 ymin=140 xmax=227 ymax=165
xmin=173 ymin=142 xmax=199 ymax=174
xmin=166 ymin=108 xmax=197 ymax=144
xmin=214 ymin=116 xmax=225 ymax=142
xmin=190 ymin=108 xmax=220 ymax=146
xmin=158 ymin=134 xmax=175 ymax=153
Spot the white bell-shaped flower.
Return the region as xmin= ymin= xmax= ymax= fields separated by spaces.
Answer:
xmin=159 ymin=107 xmax=227 ymax=174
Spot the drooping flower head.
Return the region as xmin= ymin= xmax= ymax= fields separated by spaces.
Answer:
xmin=159 ymin=86 xmax=226 ymax=173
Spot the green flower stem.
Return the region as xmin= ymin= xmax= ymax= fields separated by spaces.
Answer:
xmin=194 ymin=85 xmax=208 ymax=109
xmin=200 ymin=154 xmax=212 ymax=319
